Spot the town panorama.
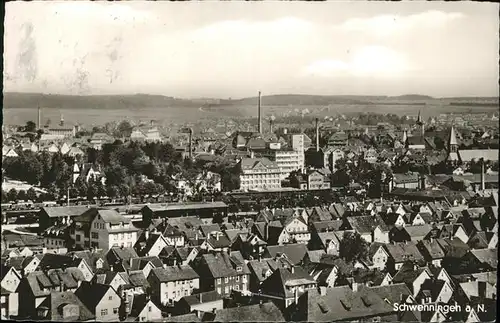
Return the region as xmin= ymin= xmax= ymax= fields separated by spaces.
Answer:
xmin=1 ymin=1 xmax=498 ymax=322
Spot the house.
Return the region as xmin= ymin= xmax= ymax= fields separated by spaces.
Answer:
xmin=92 ymin=271 xmax=131 ymax=293
xmin=38 ymin=206 xmax=89 ymax=232
xmin=383 ymin=242 xmax=425 ymax=272
xmin=260 ymin=267 xmax=317 ymax=308
xmin=417 ymin=239 xmax=446 ymax=267
xmin=392 ymin=263 xmax=433 ymax=296
xmin=309 ymin=231 xmax=343 ymax=255
xmin=208 ymin=302 xmax=286 ymax=322
xmin=403 ymin=224 xmax=432 ymax=242
xmin=309 ymin=256 xmax=354 ymax=288
xmin=71 ymin=208 xmax=139 ymax=250
xmin=127 ymin=294 xmax=162 ymax=322
xmin=291 ymin=286 xmax=396 ymax=322
xmin=67 ymin=249 xmax=110 ymax=275
xmin=237 ymin=157 xmax=281 ymax=191
xmin=36 ymin=253 xmax=94 ymax=282
xmin=134 ymin=231 xmax=169 ymax=257
xmin=75 ymin=282 xmax=121 ymax=322
xmin=147 ymin=265 xmax=200 ymax=306
xmin=176 ymin=290 xmax=223 ymax=316
xmin=17 ymin=268 xmax=87 ymax=318
xmin=416 ymin=278 xmax=454 ymax=304
xmin=35 ymin=291 xmax=95 ymax=321
xmin=346 ymin=215 xmax=389 ymax=243
xmin=0 ymin=263 xmax=21 ymax=319
xmin=200 ymin=232 xmax=231 ymax=252
xmin=262 ymin=244 xmax=308 ymax=266
xmin=106 ymin=247 xmax=139 ymax=272
xmin=129 ymin=256 xmax=164 ymax=278
xmin=2 ymin=256 xmax=40 ymax=276
xmin=193 ymin=251 xmax=250 ymax=297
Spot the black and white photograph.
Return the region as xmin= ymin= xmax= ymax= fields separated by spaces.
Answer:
xmin=1 ymin=1 xmax=498 ymax=322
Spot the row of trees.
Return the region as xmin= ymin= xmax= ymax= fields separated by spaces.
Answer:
xmin=2 ymin=140 xmax=240 ymax=202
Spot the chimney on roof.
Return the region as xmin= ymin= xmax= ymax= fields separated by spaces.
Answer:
xmin=258 ymin=91 xmax=262 ymax=134
xmin=478 ymin=281 xmax=487 ymax=298
xmin=294 ymin=287 xmax=299 ymax=305
xmin=315 ymin=118 xmax=320 ymax=152
xmin=480 ymin=158 xmax=485 ymax=191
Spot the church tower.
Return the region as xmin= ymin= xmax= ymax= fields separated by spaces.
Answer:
xmin=448 ymin=126 xmax=459 ymax=153
xmin=416 ymin=110 xmax=425 ymax=137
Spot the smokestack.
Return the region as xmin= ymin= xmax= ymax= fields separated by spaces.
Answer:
xmin=258 ymin=91 xmax=262 ymax=133
xmin=315 ymin=118 xmax=320 ymax=152
xmin=269 ymin=119 xmax=273 ymax=134
xmin=38 ymin=106 xmax=41 ymax=129
xmin=480 ymin=158 xmax=485 ymax=191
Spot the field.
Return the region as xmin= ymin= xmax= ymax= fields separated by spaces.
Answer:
xmin=2 ymin=92 xmax=498 ymax=127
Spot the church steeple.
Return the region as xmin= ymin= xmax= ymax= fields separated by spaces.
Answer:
xmin=448 ymin=126 xmax=459 ymax=153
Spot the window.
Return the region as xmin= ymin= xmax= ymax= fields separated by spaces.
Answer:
xmin=76 ymin=235 xmax=81 ymax=241
xmin=109 ymin=296 xmax=113 ymax=301
xmin=101 ymin=309 xmax=108 ymax=316
xmin=91 ymin=232 xmax=99 ymax=239
xmin=217 ymin=278 xmax=222 ymax=285
xmin=235 ymin=285 xmax=239 ymax=291
xmin=113 ymin=308 xmax=118 ymax=314
xmin=148 ymin=306 xmax=152 ymax=312
xmin=217 ymin=287 xmax=222 ymax=294
xmin=225 ymin=286 xmax=229 ymax=294
xmin=236 ymin=276 xmax=239 ymax=282
xmin=224 ymin=277 xmax=228 ymax=283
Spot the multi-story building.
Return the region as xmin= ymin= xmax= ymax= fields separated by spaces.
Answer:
xmin=238 ymin=157 xmax=281 ymax=191
xmin=193 ymin=251 xmax=250 ymax=297
xmin=260 ymin=148 xmax=304 ymax=180
xmin=71 ymin=208 xmax=139 ymax=250
xmin=147 ymin=265 xmax=200 ymax=306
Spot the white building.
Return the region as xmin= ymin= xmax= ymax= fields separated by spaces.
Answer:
xmin=71 ymin=208 xmax=139 ymax=250
xmin=238 ymin=157 xmax=281 ymax=191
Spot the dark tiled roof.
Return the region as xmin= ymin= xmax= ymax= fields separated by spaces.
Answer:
xmin=298 ymin=286 xmax=394 ymax=322
xmin=75 ymin=282 xmax=113 ymax=311
xmin=39 ymin=291 xmax=95 ymax=321
xmin=213 ymin=302 xmax=286 ymax=322
xmin=180 ymin=290 xmax=222 ymax=306
xmin=264 ymin=244 xmax=308 ymax=265
xmin=150 ymin=265 xmax=199 ymax=282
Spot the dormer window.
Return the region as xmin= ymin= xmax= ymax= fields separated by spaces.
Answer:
xmin=236 ymin=266 xmax=242 ymax=272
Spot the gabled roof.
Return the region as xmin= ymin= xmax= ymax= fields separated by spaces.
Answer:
xmin=298 ymin=286 xmax=394 ymax=322
xmin=39 ymin=291 xmax=95 ymax=321
xmin=75 ymin=282 xmax=114 ymax=310
xmin=41 ymin=206 xmax=89 ymax=218
xmin=264 ymin=244 xmax=308 ymax=265
xmin=150 ymin=264 xmax=199 ymax=282
xmin=180 ymin=290 xmax=222 ymax=306
xmin=384 ymin=242 xmax=424 ymax=263
xmin=368 ymin=283 xmax=412 ymax=304
xmin=470 ymin=248 xmax=498 ymax=269
xmin=213 ymin=302 xmax=286 ymax=322
xmin=261 ymin=267 xmax=316 ymax=298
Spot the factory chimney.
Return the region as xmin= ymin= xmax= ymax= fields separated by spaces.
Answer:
xmin=38 ymin=106 xmax=42 ymax=129
xmin=315 ymin=118 xmax=320 ymax=152
xmin=258 ymin=91 xmax=262 ymax=133
xmin=480 ymin=158 xmax=485 ymax=191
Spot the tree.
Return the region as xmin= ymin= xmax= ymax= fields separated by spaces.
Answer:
xmin=26 ymin=188 xmax=37 ymax=201
xmin=7 ymin=189 xmax=18 ymax=202
xmin=1 ymin=190 xmax=8 ymax=203
xmin=115 ymin=120 xmax=133 ymax=138
xmin=339 ymin=231 xmax=369 ymax=263
xmin=25 ymin=121 xmax=37 ymax=132
xmin=106 ymin=185 xmax=120 ymax=198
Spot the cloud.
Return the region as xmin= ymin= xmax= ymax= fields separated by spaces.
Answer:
xmin=339 ymin=10 xmax=465 ymax=37
xmin=303 ymin=46 xmax=413 ymax=78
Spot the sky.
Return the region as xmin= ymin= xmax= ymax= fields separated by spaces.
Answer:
xmin=4 ymin=1 xmax=499 ymax=98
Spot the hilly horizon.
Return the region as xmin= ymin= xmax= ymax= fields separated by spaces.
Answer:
xmin=3 ymin=92 xmax=498 ymax=111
